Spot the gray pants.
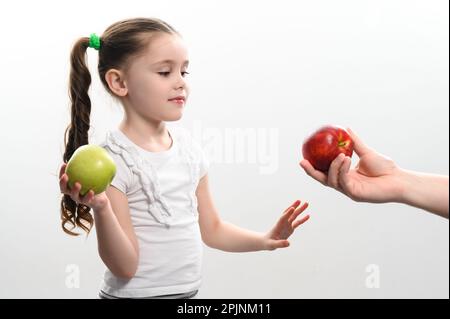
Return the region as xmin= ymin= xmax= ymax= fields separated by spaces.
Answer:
xmin=98 ymin=289 xmax=198 ymax=299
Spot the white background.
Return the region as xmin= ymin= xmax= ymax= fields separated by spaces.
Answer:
xmin=0 ymin=0 xmax=448 ymax=298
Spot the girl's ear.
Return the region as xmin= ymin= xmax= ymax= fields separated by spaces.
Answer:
xmin=105 ymin=69 xmax=128 ymax=97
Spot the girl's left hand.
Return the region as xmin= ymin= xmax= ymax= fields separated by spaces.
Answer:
xmin=264 ymin=200 xmax=310 ymax=250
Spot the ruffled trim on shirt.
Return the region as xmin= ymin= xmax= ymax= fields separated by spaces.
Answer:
xmin=103 ymin=131 xmax=174 ymax=226
xmin=174 ymin=129 xmax=200 ymax=216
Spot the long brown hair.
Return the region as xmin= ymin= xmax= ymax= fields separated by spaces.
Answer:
xmin=61 ymin=18 xmax=178 ymax=236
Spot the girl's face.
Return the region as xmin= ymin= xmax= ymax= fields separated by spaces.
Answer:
xmin=123 ymin=33 xmax=190 ymax=122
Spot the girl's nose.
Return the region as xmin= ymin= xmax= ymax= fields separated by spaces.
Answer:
xmin=174 ymin=73 xmax=187 ymax=89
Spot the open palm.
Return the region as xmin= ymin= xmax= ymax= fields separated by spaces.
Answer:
xmin=264 ymin=200 xmax=310 ymax=250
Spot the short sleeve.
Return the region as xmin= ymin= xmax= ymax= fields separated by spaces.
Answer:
xmin=190 ymin=137 xmax=210 ymax=179
xmin=198 ymin=145 xmax=210 ymax=179
xmin=102 ymin=146 xmax=133 ymax=194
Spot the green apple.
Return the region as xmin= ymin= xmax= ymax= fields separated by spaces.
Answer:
xmin=65 ymin=145 xmax=117 ymax=196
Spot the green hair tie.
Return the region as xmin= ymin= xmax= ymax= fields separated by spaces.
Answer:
xmin=89 ymin=33 xmax=101 ymax=50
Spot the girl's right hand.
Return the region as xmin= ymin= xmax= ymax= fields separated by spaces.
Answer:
xmin=59 ymin=163 xmax=110 ymax=211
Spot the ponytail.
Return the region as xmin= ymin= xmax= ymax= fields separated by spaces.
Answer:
xmin=60 ymin=37 xmax=95 ymax=236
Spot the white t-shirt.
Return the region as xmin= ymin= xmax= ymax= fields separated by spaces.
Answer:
xmin=99 ymin=127 xmax=209 ymax=298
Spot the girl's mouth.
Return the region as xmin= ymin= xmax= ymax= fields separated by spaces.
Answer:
xmin=168 ymin=98 xmax=185 ymax=105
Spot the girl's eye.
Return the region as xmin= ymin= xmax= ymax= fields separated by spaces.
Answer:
xmin=158 ymin=71 xmax=190 ymax=77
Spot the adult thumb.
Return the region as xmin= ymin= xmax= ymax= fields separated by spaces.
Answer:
xmin=347 ymin=128 xmax=371 ymax=157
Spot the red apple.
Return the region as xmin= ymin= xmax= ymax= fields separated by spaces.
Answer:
xmin=302 ymin=125 xmax=354 ymax=172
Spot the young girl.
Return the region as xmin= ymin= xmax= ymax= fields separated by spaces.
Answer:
xmin=58 ymin=17 xmax=310 ymax=299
